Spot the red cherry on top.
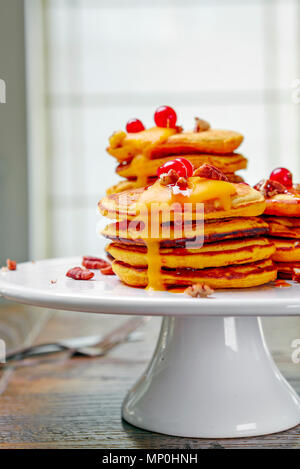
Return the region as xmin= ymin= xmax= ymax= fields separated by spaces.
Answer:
xmin=126 ymin=118 xmax=145 ymax=133
xmin=174 ymin=158 xmax=194 ymax=177
xmin=270 ymin=167 xmax=293 ymax=188
xmin=154 ymin=105 xmax=177 ymax=128
xmin=157 ymin=159 xmax=188 ymax=179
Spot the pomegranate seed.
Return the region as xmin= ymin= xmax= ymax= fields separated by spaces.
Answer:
xmin=6 ymin=259 xmax=17 ymax=271
xmin=66 ymin=266 xmax=94 ymax=280
xmin=154 ymin=105 xmax=177 ymax=128
xmin=174 ymin=158 xmax=194 ymax=177
xmin=126 ymin=118 xmax=145 ymax=133
xmin=157 ymin=159 xmax=188 ymax=179
xmin=270 ymin=167 xmax=293 ymax=188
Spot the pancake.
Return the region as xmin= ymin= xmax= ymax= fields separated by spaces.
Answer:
xmin=263 ymin=215 xmax=300 ymax=239
xmin=111 ymin=258 xmax=277 ymax=289
xmin=264 ymin=191 xmax=300 ymax=217
xmin=99 ymin=178 xmax=266 ymax=222
xmin=106 ymin=237 xmax=275 ymax=270
xmin=108 ymin=128 xmax=244 ymax=162
xmin=106 ymin=172 xmax=245 ymax=195
xmin=107 ymin=127 xmax=177 ymax=163
xmin=271 ymin=238 xmax=300 ymax=262
xmin=102 ymin=217 xmax=269 ymax=246
xmin=106 ymin=179 xmax=147 ymax=196
xmin=151 ymin=130 xmax=244 ymax=158
xmin=274 ymin=261 xmax=300 ymax=279
xmin=117 ymin=153 xmax=247 ymax=180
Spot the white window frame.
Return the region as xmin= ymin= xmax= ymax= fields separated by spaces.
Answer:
xmin=24 ymin=0 xmax=49 ymax=260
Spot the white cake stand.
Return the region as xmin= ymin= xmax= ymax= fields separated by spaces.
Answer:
xmin=1 ymin=257 xmax=300 ymax=438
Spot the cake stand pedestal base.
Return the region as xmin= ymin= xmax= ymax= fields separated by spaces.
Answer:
xmin=122 ymin=316 xmax=300 ymax=438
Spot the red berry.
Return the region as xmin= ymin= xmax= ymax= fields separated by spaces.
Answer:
xmin=126 ymin=118 xmax=145 ymax=133
xmin=157 ymin=159 xmax=188 ymax=179
xmin=154 ymin=106 xmax=177 ymax=128
xmin=174 ymin=158 xmax=194 ymax=177
xmin=270 ymin=167 xmax=293 ymax=188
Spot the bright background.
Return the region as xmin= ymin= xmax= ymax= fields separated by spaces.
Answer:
xmin=1 ymin=0 xmax=300 ymax=262
xmin=44 ymin=0 xmax=300 ymax=258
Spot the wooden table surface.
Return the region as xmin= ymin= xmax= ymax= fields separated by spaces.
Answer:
xmin=0 ymin=305 xmax=299 ymax=449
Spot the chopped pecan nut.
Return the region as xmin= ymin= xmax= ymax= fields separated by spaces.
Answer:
xmin=194 ymin=117 xmax=211 ymax=133
xmin=185 ymin=283 xmax=214 ymax=298
xmin=193 ymin=163 xmax=228 ymax=181
xmin=176 ymin=176 xmax=189 ymax=188
xmin=226 ymin=173 xmax=245 ymax=184
xmin=159 ymin=169 xmax=181 ymax=186
xmin=293 ymin=183 xmax=300 ymax=192
xmin=66 ymin=266 xmax=94 ymax=280
xmin=175 ymin=125 xmax=184 ymax=133
xmin=82 ymin=256 xmax=111 ymax=270
xmin=6 ymin=259 xmax=17 ymax=271
xmin=100 ymin=264 xmax=115 ymax=275
xmin=292 ymin=268 xmax=300 ymax=283
xmin=254 ymin=179 xmax=287 ymax=198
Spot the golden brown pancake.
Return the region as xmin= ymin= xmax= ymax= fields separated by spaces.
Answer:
xmin=271 ymin=238 xmax=300 ymax=262
xmin=111 ymin=258 xmax=277 ymax=289
xmin=102 ymin=217 xmax=269 ymax=246
xmin=107 ymin=128 xmax=244 ymax=162
xmin=99 ymin=178 xmax=266 ymax=222
xmin=106 ymin=237 xmax=275 ymax=270
xmin=263 ymin=215 xmax=300 ymax=239
xmin=106 ymin=172 xmax=245 ymax=195
xmin=264 ymin=191 xmax=300 ymax=217
xmin=107 ymin=127 xmax=177 ymax=163
xmin=117 ymin=153 xmax=247 ymax=180
xmin=150 ymin=130 xmax=244 ymax=158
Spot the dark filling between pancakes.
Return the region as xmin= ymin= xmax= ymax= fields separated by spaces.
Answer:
xmin=113 ymin=259 xmax=276 ymax=280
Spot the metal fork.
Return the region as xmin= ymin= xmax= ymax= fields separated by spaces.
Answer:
xmin=5 ymin=316 xmax=150 ymax=362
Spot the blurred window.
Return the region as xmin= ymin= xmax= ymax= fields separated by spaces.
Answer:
xmin=43 ymin=0 xmax=300 ymax=256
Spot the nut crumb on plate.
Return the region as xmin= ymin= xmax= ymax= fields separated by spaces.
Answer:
xmin=100 ymin=264 xmax=115 ymax=275
xmin=6 ymin=259 xmax=17 ymax=271
xmin=292 ymin=268 xmax=300 ymax=283
xmin=185 ymin=283 xmax=214 ymax=298
xmin=159 ymin=169 xmax=182 ymax=186
xmin=66 ymin=266 xmax=94 ymax=280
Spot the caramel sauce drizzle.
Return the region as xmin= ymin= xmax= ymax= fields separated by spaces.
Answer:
xmin=133 ymin=178 xmax=236 ymax=291
xmin=130 ymin=154 xmax=149 ymax=188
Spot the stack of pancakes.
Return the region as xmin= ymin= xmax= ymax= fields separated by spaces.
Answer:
xmin=99 ymin=176 xmax=276 ymax=290
xmin=261 ymin=188 xmax=300 ymax=278
xmin=106 ymin=125 xmax=246 ymax=195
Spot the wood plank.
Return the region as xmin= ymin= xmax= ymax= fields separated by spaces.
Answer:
xmin=0 ymin=307 xmax=299 ymax=449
